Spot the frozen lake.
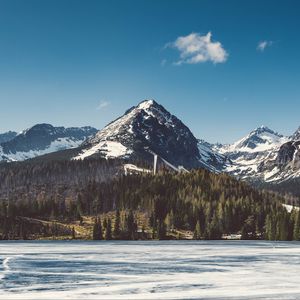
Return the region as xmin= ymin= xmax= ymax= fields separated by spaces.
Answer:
xmin=1 ymin=241 xmax=300 ymax=299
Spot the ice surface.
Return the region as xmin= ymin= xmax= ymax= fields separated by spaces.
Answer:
xmin=1 ymin=241 xmax=300 ymax=299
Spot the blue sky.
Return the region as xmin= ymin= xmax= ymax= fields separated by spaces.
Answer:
xmin=0 ymin=0 xmax=299 ymax=143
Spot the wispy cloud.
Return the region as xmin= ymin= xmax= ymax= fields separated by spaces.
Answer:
xmin=161 ymin=59 xmax=167 ymax=67
xmin=257 ymin=40 xmax=273 ymax=52
xmin=167 ymin=32 xmax=228 ymax=65
xmin=96 ymin=100 xmax=110 ymax=110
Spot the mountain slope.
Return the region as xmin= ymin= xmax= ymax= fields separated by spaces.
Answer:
xmin=0 ymin=131 xmax=17 ymax=144
xmin=197 ymin=139 xmax=229 ymax=172
xmin=0 ymin=124 xmax=97 ymax=162
xmin=257 ymin=127 xmax=300 ymax=182
xmin=218 ymin=126 xmax=289 ymax=181
xmin=215 ymin=125 xmax=300 ymax=184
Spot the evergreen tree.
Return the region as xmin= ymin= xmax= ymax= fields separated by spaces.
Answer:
xmin=126 ymin=210 xmax=136 ymax=240
xmin=207 ymin=213 xmax=222 ymax=239
xmin=193 ymin=220 xmax=201 ymax=239
xmin=265 ymin=214 xmax=276 ymax=240
xmin=105 ymin=218 xmax=112 ymax=240
xmin=241 ymin=216 xmax=256 ymax=240
xmin=72 ymin=227 xmax=76 ymax=239
xmin=19 ymin=221 xmax=27 ymax=240
xmin=293 ymin=211 xmax=300 ymax=240
xmin=157 ymin=220 xmax=167 ymax=240
xmin=92 ymin=217 xmax=103 ymax=240
xmin=113 ymin=210 xmax=121 ymax=239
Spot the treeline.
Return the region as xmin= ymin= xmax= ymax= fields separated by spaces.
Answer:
xmin=261 ymin=178 xmax=300 ymax=200
xmin=92 ymin=210 xmax=144 ymax=240
xmin=0 ymin=157 xmax=122 ymax=199
xmin=1 ymin=166 xmax=299 ymax=240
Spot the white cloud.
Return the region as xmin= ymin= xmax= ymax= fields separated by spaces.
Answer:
xmin=96 ymin=100 xmax=110 ymax=110
xmin=257 ymin=40 xmax=273 ymax=52
xmin=168 ymin=32 xmax=228 ymax=65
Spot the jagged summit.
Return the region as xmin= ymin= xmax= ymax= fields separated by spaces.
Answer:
xmin=251 ymin=125 xmax=281 ymax=136
xmin=291 ymin=126 xmax=300 ymax=140
xmin=220 ymin=125 xmax=285 ymax=154
xmin=75 ymin=99 xmax=204 ymax=169
xmin=137 ymin=99 xmax=156 ymax=108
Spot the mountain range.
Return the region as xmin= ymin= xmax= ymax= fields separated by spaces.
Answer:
xmin=1 ymin=99 xmax=299 ymax=187
xmin=0 ymin=124 xmax=97 ymax=162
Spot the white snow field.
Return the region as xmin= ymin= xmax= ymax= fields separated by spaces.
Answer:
xmin=1 ymin=241 xmax=300 ymax=299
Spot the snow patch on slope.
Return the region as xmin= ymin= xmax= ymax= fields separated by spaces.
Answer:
xmin=0 ymin=138 xmax=85 ymax=162
xmin=74 ymin=141 xmax=132 ymax=160
xmin=198 ymin=140 xmax=228 ymax=173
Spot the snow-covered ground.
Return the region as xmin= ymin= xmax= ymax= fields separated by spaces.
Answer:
xmin=0 ymin=137 xmax=85 ymax=162
xmin=74 ymin=141 xmax=133 ymax=160
xmin=1 ymin=241 xmax=300 ymax=299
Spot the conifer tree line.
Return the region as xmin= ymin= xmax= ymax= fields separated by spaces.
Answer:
xmin=0 ymin=158 xmax=299 ymax=240
xmin=91 ymin=210 xmax=140 ymax=240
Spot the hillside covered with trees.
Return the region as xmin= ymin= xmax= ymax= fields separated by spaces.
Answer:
xmin=0 ymin=158 xmax=299 ymax=241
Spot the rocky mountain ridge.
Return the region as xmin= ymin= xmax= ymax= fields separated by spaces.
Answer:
xmin=0 ymin=124 xmax=97 ymax=162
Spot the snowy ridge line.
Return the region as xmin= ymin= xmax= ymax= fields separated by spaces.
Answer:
xmin=0 ymin=124 xmax=97 ymax=162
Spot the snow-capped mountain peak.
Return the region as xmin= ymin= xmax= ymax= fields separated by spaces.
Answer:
xmin=74 ymin=99 xmax=205 ymax=169
xmin=136 ymin=99 xmax=155 ymax=110
xmin=218 ymin=126 xmax=289 ymax=180
xmin=221 ymin=125 xmax=286 ymax=154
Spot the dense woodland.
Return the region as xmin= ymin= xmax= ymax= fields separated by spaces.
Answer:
xmin=261 ymin=178 xmax=300 ymax=199
xmin=0 ymin=157 xmax=299 ymax=241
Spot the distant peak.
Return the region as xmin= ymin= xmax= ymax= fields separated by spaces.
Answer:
xmin=20 ymin=123 xmax=55 ymax=135
xmin=31 ymin=123 xmax=54 ymax=129
xmin=292 ymin=126 xmax=300 ymax=140
xmin=251 ymin=125 xmax=280 ymax=136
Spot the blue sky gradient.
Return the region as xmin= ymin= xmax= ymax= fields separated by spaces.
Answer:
xmin=0 ymin=0 xmax=299 ymax=143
